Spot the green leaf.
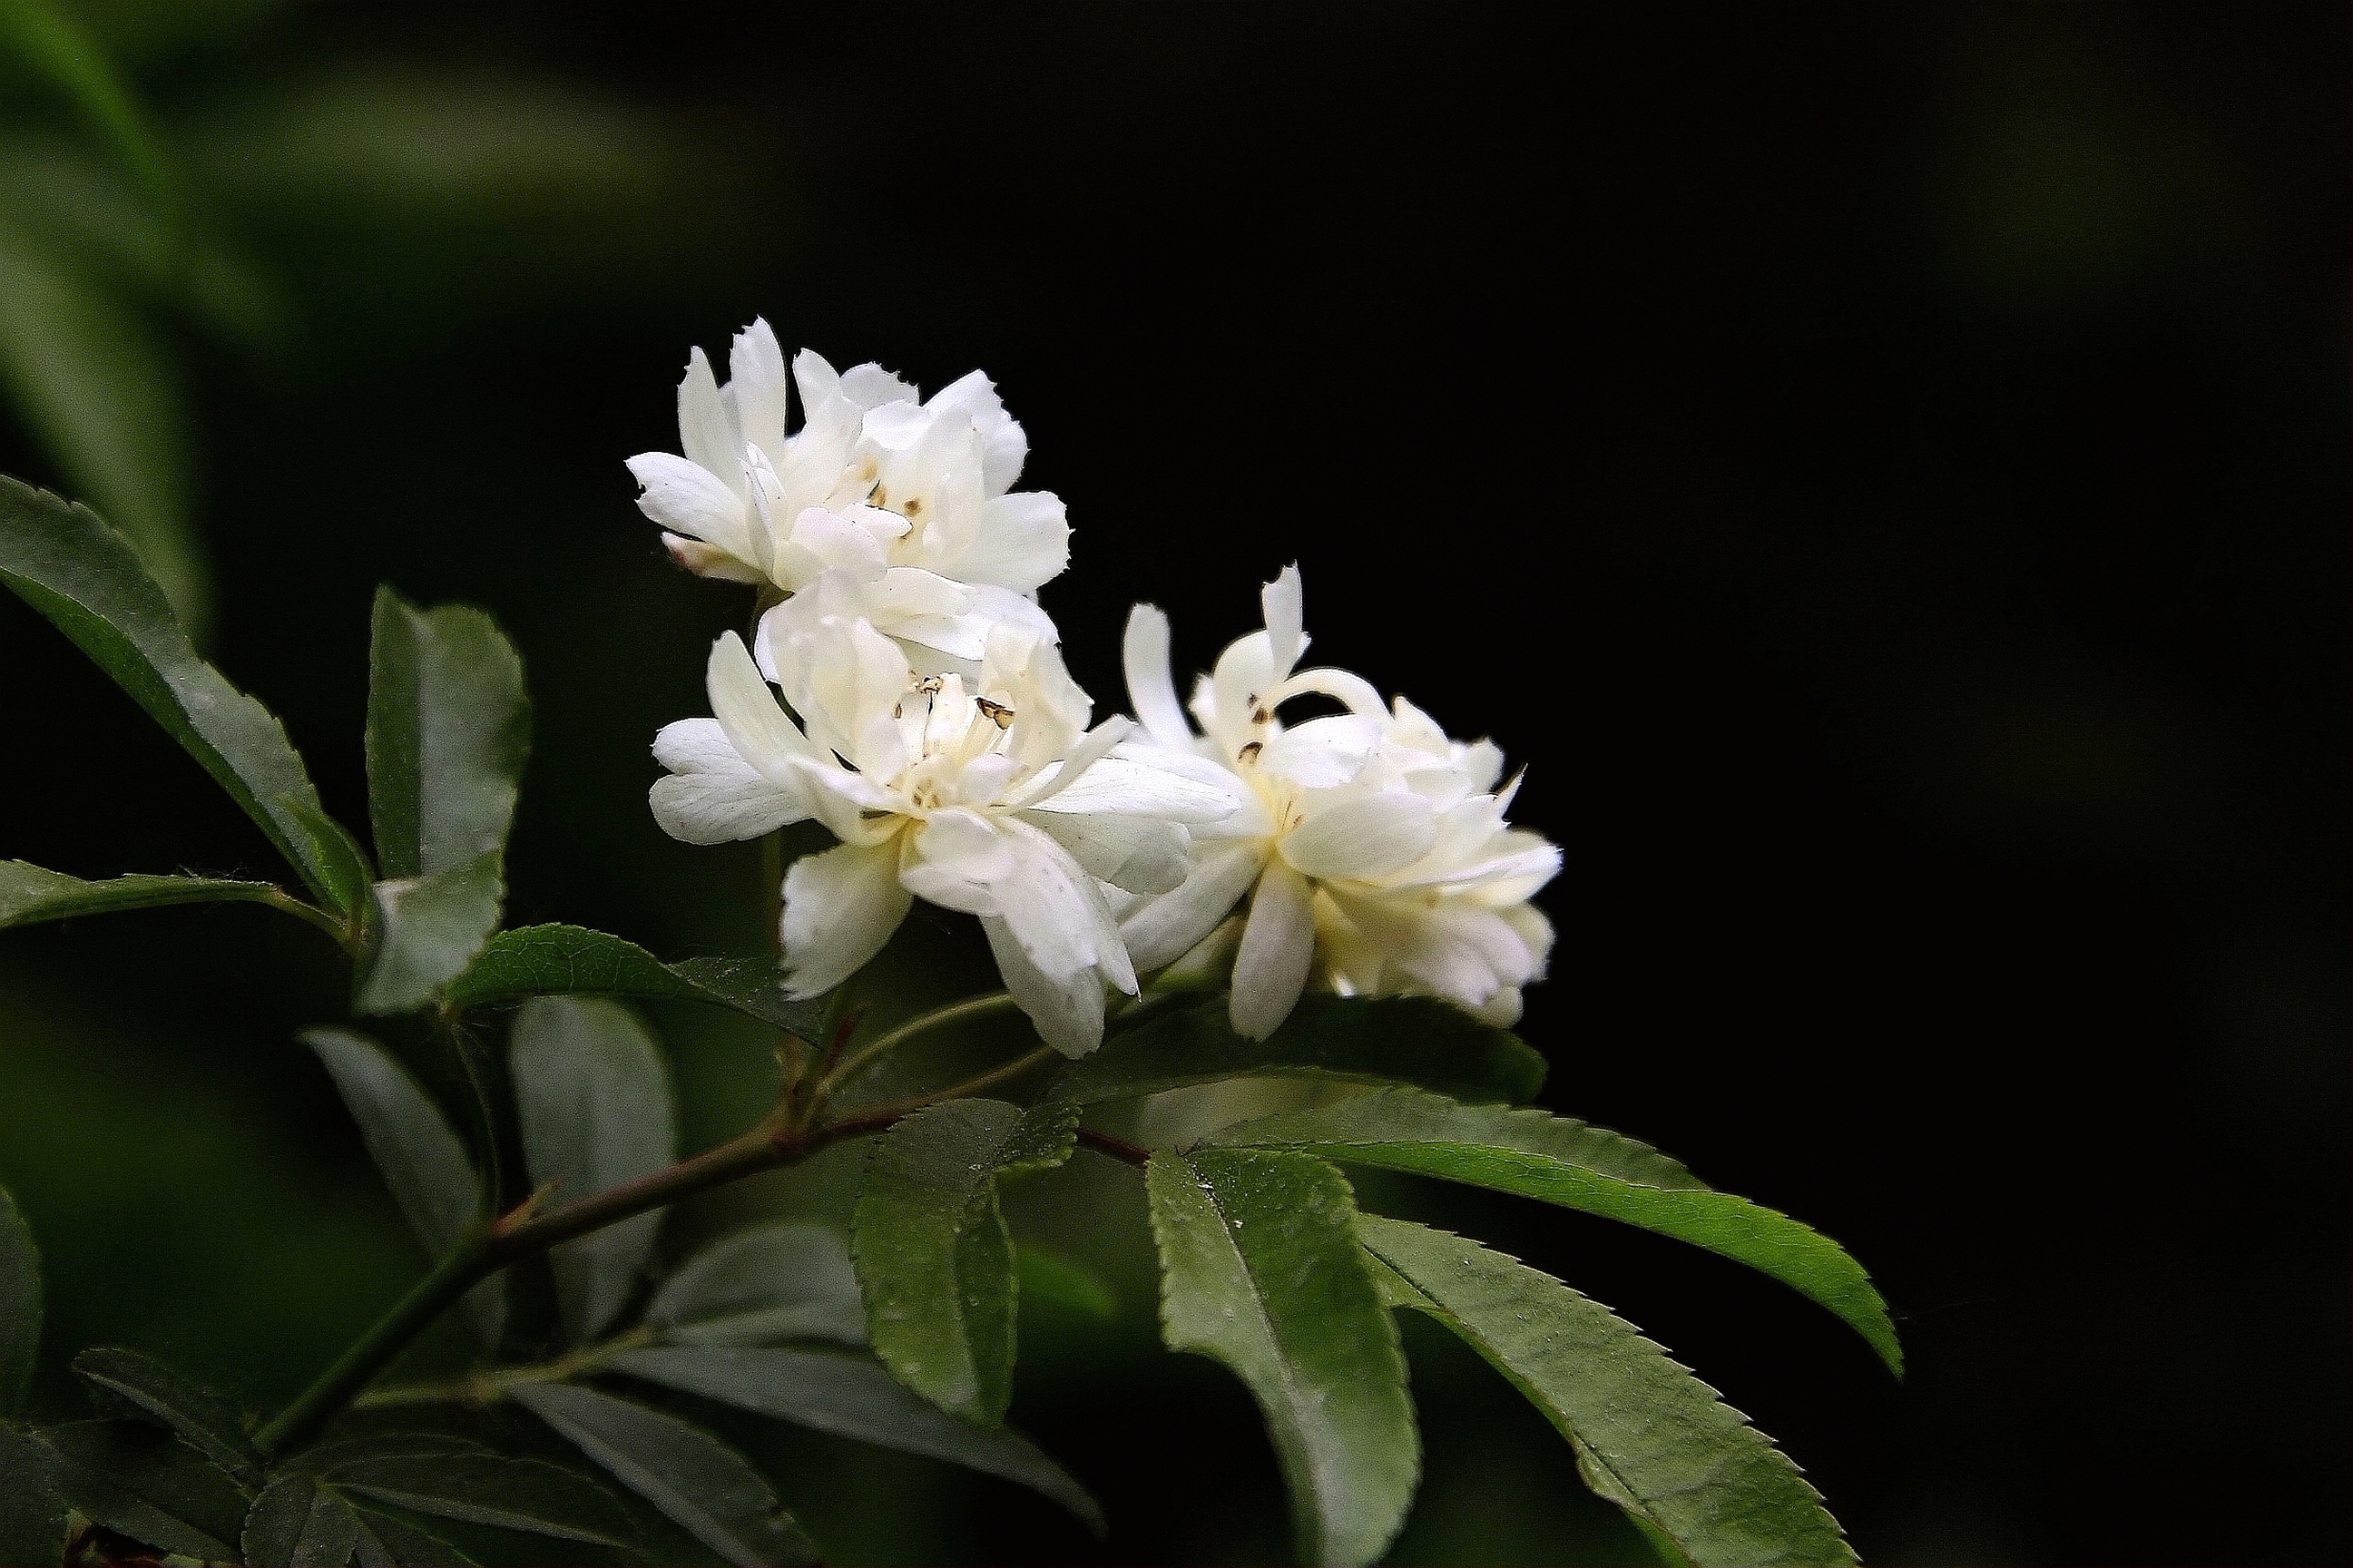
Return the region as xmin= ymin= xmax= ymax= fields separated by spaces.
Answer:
xmin=355 ymin=853 xmax=505 ymax=1016
xmin=608 ymin=1345 xmax=1103 ymax=1535
xmin=364 ymin=588 xmax=530 ymax=884
xmin=242 ymin=1470 xmax=364 ymax=1568
xmin=446 ymin=924 xmax=824 ymax=1036
xmin=1358 ymin=1215 xmax=1855 ymax=1567
xmin=352 ymin=1505 xmax=475 ymax=1568
xmin=852 ymin=1101 xmax=1075 ymax=1425
xmin=646 ymin=1224 xmax=866 ymax=1348
xmin=304 ymin=1028 xmax=503 ymax=1349
xmin=1143 ymin=1148 xmax=1418 ymax=1567
xmin=38 ymin=1419 xmax=249 ymax=1562
xmin=510 ymin=996 xmax=677 ymax=1343
xmin=1016 ymin=1248 xmax=1116 ymax=1322
xmin=1206 ymin=1090 xmax=1902 ymax=1376
xmin=71 ymin=1347 xmax=263 ymax=1489
xmin=285 ymin=1434 xmax=492 ymax=1475
xmin=0 ymin=1423 xmax=69 ymax=1568
xmin=327 ymin=1453 xmax=628 ymax=1547
xmin=0 ymin=475 xmax=350 ymax=910
xmin=0 ymin=1183 xmax=39 ymax=1416
xmin=279 ymin=798 xmax=377 ymax=926
xmin=512 ymin=1383 xmax=818 ymax=1567
xmin=0 ymin=3 xmax=171 ymax=204
xmin=1052 ymin=993 xmax=1545 ymax=1106
xmin=0 ymin=861 xmax=297 ymax=931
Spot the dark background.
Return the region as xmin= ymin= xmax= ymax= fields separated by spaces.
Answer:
xmin=0 ymin=3 xmax=2345 ymax=1563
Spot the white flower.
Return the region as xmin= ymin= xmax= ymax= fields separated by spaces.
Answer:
xmin=1116 ymin=567 xmax=1560 ymax=1037
xmin=649 ymin=601 xmax=1235 ymax=1055
xmin=626 ymin=318 xmax=1070 ymax=672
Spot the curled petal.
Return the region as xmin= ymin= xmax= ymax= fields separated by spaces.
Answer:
xmin=1122 ymin=604 xmax=1195 ymax=752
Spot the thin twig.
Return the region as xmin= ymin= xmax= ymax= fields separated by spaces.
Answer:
xmin=1076 ymin=1126 xmax=1152 ymax=1167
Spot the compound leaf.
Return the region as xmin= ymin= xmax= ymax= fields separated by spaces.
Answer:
xmin=327 ymin=1453 xmax=628 ymax=1547
xmin=39 ymin=1418 xmax=248 ymax=1562
xmin=72 ymin=1347 xmax=262 ymax=1489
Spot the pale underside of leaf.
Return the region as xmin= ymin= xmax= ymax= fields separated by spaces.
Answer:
xmin=646 ymin=1223 xmax=868 ymax=1348
xmin=1357 ymin=1214 xmax=1856 ymax=1568
xmin=606 ymin=1344 xmax=1104 ymax=1535
xmin=355 ymin=851 xmax=505 ymax=1015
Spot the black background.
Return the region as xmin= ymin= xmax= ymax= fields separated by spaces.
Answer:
xmin=0 ymin=4 xmax=2345 ymax=1563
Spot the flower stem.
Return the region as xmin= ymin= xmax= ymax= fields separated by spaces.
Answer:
xmin=254 ymin=1103 xmax=899 ymax=1458
xmin=809 ymin=991 xmax=1025 ymax=1109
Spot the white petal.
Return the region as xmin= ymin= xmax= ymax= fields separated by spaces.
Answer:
xmin=650 ymin=772 xmax=801 ymax=844
xmin=662 ymin=533 xmax=765 ymax=583
xmin=1202 ymin=630 xmax=1277 ymax=760
xmin=781 ymin=838 xmax=912 ymax=997
xmin=1261 ymin=564 xmax=1306 ymax=680
xmin=1120 ymin=842 xmax=1268 ymax=972
xmin=899 ymin=808 xmax=1015 ymax=915
xmin=707 ymin=632 xmax=820 ymax=783
xmin=954 ymin=491 xmax=1069 ymax=593
xmin=982 ymin=915 xmax=1103 ymax=1058
xmin=1023 ymin=755 xmax=1240 ymax=823
xmin=1022 ymin=809 xmax=1192 ymax=895
xmin=630 ymin=453 xmax=755 ymax=564
xmin=1324 ymin=888 xmax=1534 ymax=1010
xmin=841 ymin=362 xmax=916 ymax=409
xmin=788 ymin=506 xmax=887 ymax=578
xmin=677 ymin=347 xmax=740 ymax=491
xmin=1013 ymin=718 xmax=1133 ymax=809
xmin=652 ymin=716 xmax=740 ymax=776
xmin=1279 ymin=791 xmax=1439 ymax=880
xmin=1257 ymin=714 xmax=1382 ymax=788
xmin=730 ymin=319 xmax=789 ymax=460
xmin=1230 ymin=859 xmax=1316 ymax=1041
xmin=1122 ymin=604 xmax=1194 ymax=751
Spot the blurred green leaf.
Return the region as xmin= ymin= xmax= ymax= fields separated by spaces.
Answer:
xmin=1053 ymin=993 xmax=1546 ymax=1106
xmin=1207 ymin=1090 xmax=1903 ymax=1376
xmin=303 ymin=1027 xmax=503 ymax=1349
xmin=365 ymin=588 xmax=530 ymax=883
xmin=448 ymin=923 xmax=824 ymax=1035
xmin=0 ymin=476 xmax=342 ymax=906
xmin=0 ymin=859 xmax=299 ymax=930
xmin=354 ymin=851 xmax=504 ymax=1016
xmin=0 ymin=231 xmax=208 ymax=635
xmin=352 ymin=1504 xmax=475 ymax=1568
xmin=1015 ymin=1247 xmax=1116 ymax=1322
xmin=852 ymin=1101 xmax=1075 ymax=1425
xmin=0 ymin=1182 xmax=39 ymax=1416
xmin=0 ymin=1 xmax=170 ymax=201
xmin=242 ymin=1469 xmax=363 ymax=1568
xmin=1358 ymin=1215 xmax=1855 ymax=1568
xmin=0 ymin=1423 xmax=68 ymax=1568
xmin=511 ymin=996 xmax=676 ymax=1343
xmin=607 ymin=1344 xmax=1103 ymax=1534
xmin=646 ymin=1223 xmax=866 ymax=1348
xmin=39 ymin=1418 xmax=249 ymax=1562
xmin=513 ymin=1383 xmax=819 ymax=1568
xmin=72 ymin=1346 xmax=262 ymax=1488
xmin=286 ymin=1434 xmax=492 ymax=1475
xmin=1144 ymin=1148 xmax=1417 ymax=1567
xmin=328 ymin=1453 xmax=629 ymax=1547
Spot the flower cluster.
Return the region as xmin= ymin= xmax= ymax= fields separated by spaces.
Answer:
xmin=639 ymin=322 xmax=1558 ymax=1054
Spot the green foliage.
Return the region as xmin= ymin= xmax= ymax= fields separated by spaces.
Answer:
xmin=242 ymin=1470 xmax=364 ymax=1568
xmin=71 ymin=1347 xmax=264 ymax=1490
xmin=0 ymin=477 xmax=351 ymax=913
xmin=608 ymin=1344 xmax=1104 ymax=1534
xmin=853 ymin=1100 xmax=1076 ymax=1425
xmin=513 ymin=1382 xmax=820 ymax=1567
xmin=0 ymin=861 xmax=292 ymax=929
xmin=351 ymin=1504 xmax=475 ymax=1568
xmin=645 ymin=1223 xmax=868 ymax=1348
xmin=1015 ymin=1247 xmax=1117 ymax=1321
xmin=0 ymin=1181 xmax=38 ymax=1415
xmin=1358 ymin=1215 xmax=1855 ymax=1568
xmin=448 ymin=923 xmax=826 ymax=1035
xmin=323 ymin=1451 xmax=631 ymax=1546
xmin=1144 ymin=1148 xmax=1418 ymax=1568
xmin=304 ymin=1027 xmax=504 ymax=1349
xmin=0 ymin=1424 xmax=68 ymax=1568
xmin=1207 ymin=1089 xmax=1903 ymax=1376
xmin=1054 ymin=992 xmax=1547 ymax=1106
xmin=38 ymin=1418 xmax=250 ymax=1562
xmin=351 ymin=588 xmax=531 ymax=1014
xmin=511 ymin=996 xmax=677 ymax=1343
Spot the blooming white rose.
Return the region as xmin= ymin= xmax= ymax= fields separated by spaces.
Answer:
xmin=1116 ymin=567 xmax=1560 ymax=1037
xmin=649 ymin=594 xmax=1235 ymax=1055
xmin=626 ymin=318 xmax=1069 ymax=672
